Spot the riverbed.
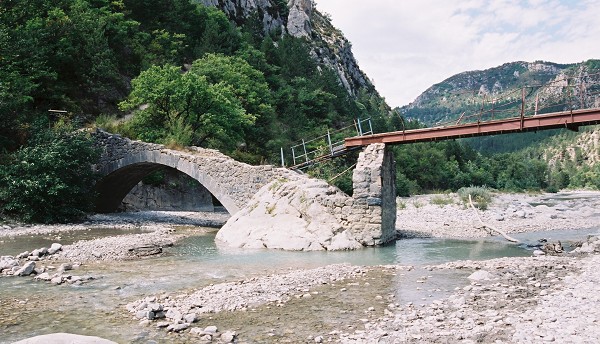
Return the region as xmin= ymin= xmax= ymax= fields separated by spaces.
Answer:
xmin=1 ymin=191 xmax=599 ymax=343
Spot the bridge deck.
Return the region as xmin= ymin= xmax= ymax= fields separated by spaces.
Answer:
xmin=344 ymin=108 xmax=600 ymax=147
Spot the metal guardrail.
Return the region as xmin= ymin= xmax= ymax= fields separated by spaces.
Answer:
xmin=282 ymin=117 xmax=373 ymax=169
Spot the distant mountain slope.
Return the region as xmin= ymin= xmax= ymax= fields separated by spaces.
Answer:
xmin=398 ymin=60 xmax=600 ymax=125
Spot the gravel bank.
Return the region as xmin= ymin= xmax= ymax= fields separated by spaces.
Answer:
xmin=397 ymin=191 xmax=600 ymax=238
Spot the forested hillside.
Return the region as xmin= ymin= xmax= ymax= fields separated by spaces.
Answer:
xmin=394 ymin=60 xmax=600 ymax=194
xmin=0 ymin=0 xmax=598 ymax=223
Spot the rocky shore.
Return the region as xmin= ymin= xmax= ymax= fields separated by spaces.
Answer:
xmin=339 ymin=236 xmax=600 ymax=343
xmin=397 ymin=191 xmax=600 ymax=239
xmin=2 ymin=191 xmax=600 ymax=343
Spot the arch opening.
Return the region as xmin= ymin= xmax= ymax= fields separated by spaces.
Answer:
xmin=94 ymin=162 xmax=237 ymax=214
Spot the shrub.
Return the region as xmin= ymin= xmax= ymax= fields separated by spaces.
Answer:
xmin=457 ymin=186 xmax=493 ymax=210
xmin=430 ymin=194 xmax=455 ymax=207
xmin=0 ymin=128 xmax=100 ymax=223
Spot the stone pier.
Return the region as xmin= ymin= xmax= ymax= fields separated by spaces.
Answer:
xmin=349 ymin=143 xmax=397 ymax=245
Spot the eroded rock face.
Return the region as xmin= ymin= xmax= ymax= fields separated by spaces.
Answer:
xmin=287 ymin=0 xmax=312 ymax=37
xmin=216 ymin=177 xmax=363 ymax=251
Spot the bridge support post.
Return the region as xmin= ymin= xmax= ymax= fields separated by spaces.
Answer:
xmin=350 ymin=143 xmax=397 ymax=246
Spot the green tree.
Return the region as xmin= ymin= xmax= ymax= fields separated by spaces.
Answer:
xmin=0 ymin=126 xmax=100 ymax=223
xmin=120 ymin=63 xmax=255 ymax=149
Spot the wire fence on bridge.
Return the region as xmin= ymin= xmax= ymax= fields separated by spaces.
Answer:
xmin=282 ymin=117 xmax=372 ymax=170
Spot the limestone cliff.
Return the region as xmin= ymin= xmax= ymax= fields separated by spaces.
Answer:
xmin=195 ymin=0 xmax=379 ymax=98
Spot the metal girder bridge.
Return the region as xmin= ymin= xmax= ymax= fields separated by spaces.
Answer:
xmin=345 ymin=108 xmax=600 ymax=147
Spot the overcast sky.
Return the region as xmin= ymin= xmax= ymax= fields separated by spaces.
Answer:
xmin=316 ymin=0 xmax=600 ymax=108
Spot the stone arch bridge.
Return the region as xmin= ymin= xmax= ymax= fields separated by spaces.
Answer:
xmin=93 ymin=130 xmax=396 ymax=249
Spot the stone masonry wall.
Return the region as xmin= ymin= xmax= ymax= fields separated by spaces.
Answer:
xmin=347 ymin=143 xmax=397 ymax=245
xmin=93 ymin=130 xmax=296 ymax=214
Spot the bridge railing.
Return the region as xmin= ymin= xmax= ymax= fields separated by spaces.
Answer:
xmin=431 ymin=72 xmax=600 ymax=128
xmin=283 ymin=118 xmax=372 ymax=169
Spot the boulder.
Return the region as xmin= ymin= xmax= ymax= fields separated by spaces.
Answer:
xmin=11 ymin=333 xmax=117 ymax=344
xmin=216 ymin=178 xmax=363 ymax=251
xmin=220 ymin=331 xmax=236 ymax=342
xmin=15 ymin=261 xmax=36 ymax=276
xmin=48 ymin=243 xmax=63 ymax=255
xmin=0 ymin=256 xmax=19 ymax=271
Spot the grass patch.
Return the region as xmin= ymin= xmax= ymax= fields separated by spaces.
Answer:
xmin=457 ymin=186 xmax=493 ymax=210
xmin=430 ymin=194 xmax=455 ymax=207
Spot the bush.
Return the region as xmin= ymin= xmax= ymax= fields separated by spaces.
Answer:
xmin=430 ymin=194 xmax=455 ymax=207
xmin=0 ymin=128 xmax=100 ymax=223
xmin=457 ymin=186 xmax=493 ymax=210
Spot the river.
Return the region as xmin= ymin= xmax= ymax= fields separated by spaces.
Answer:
xmin=2 ymin=223 xmax=598 ymax=343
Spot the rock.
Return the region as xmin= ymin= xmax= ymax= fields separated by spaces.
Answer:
xmin=156 ymin=321 xmax=170 ymax=328
xmin=0 ymin=256 xmax=18 ymax=271
xmin=128 ymin=245 xmax=162 ymax=257
xmin=48 ymin=243 xmax=63 ymax=255
xmin=515 ymin=210 xmax=526 ymax=218
xmin=220 ymin=331 xmax=236 ymax=342
xmin=493 ymin=214 xmax=505 ymax=221
xmin=31 ymin=248 xmax=47 ymax=257
xmin=35 ymin=272 xmax=52 ymax=281
xmin=467 ymin=270 xmax=493 ymax=281
xmin=216 ymin=178 xmax=363 ymax=251
xmin=11 ymin=333 xmax=118 ymax=344
xmin=165 ymin=308 xmax=182 ymax=321
xmin=204 ymin=325 xmax=218 ymax=334
xmin=190 ymin=327 xmax=204 ymax=336
xmin=16 ymin=261 xmax=36 ymax=276
xmin=167 ymin=323 xmax=189 ymax=333
xmin=533 ymin=250 xmax=545 ymax=256
xmin=17 ymin=251 xmax=30 ymax=259
xmin=184 ymin=313 xmax=197 ymax=324
xmin=58 ymin=263 xmax=73 ymax=273
xmin=314 ymin=335 xmax=324 ymax=343
xmin=287 ymin=0 xmax=313 ymax=38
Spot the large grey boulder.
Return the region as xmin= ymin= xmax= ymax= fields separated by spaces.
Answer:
xmin=15 ymin=261 xmax=36 ymax=276
xmin=216 ymin=177 xmax=362 ymax=251
xmin=11 ymin=333 xmax=117 ymax=344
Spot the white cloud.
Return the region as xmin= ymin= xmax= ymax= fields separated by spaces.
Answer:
xmin=316 ymin=0 xmax=600 ymax=107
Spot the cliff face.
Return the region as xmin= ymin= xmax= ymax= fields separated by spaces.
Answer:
xmin=196 ymin=0 xmax=378 ymax=98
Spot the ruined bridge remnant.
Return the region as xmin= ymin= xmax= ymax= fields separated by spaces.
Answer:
xmin=92 ymin=129 xmax=293 ymax=215
xmin=92 ymin=130 xmax=397 ymax=250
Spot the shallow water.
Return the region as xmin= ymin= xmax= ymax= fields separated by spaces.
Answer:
xmin=1 ymin=226 xmax=598 ymax=343
xmin=0 ymin=227 xmax=151 ymax=257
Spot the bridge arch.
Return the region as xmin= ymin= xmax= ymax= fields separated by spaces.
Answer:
xmin=95 ymin=162 xmax=239 ymax=214
xmin=92 ymin=130 xmax=292 ymax=214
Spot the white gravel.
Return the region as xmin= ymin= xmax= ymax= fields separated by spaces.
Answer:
xmin=397 ymin=191 xmax=600 ymax=238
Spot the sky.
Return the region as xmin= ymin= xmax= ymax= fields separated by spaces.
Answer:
xmin=316 ymin=0 xmax=600 ymax=107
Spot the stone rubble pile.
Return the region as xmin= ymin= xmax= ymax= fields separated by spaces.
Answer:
xmin=56 ymin=229 xmax=176 ymax=262
xmin=126 ymin=264 xmax=366 ymax=337
xmin=1 ymin=244 xmax=95 ymax=286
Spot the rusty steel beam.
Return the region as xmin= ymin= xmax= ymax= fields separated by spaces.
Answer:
xmin=345 ymin=108 xmax=600 ymax=147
